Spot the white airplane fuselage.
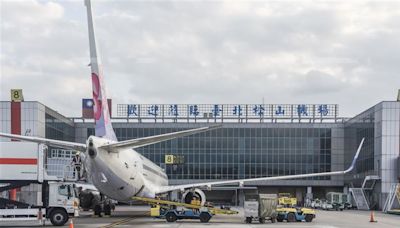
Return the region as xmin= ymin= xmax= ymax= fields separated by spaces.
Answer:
xmin=84 ymin=136 xmax=168 ymax=202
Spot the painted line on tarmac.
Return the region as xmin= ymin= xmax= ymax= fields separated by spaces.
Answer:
xmin=101 ymin=212 xmax=149 ymax=228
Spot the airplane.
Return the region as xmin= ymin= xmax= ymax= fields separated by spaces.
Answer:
xmin=0 ymin=0 xmax=365 ymax=213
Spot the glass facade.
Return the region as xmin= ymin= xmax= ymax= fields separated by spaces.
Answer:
xmin=344 ymin=107 xmax=375 ymax=176
xmin=45 ymin=112 xmax=75 ymax=142
xmin=88 ymin=126 xmax=332 ymax=181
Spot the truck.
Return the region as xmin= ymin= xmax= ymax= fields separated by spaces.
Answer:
xmin=276 ymin=207 xmax=316 ymax=222
xmin=326 ymin=192 xmax=352 ymax=210
xmin=0 ymin=142 xmax=79 ymax=226
xmin=278 ymin=193 xmax=297 ymax=207
xmin=244 ymin=194 xmax=278 ymax=224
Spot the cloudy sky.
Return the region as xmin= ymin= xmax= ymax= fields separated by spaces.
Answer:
xmin=1 ymin=0 xmax=399 ymax=117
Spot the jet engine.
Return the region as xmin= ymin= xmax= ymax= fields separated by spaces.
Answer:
xmin=87 ymin=139 xmax=96 ymax=158
xmin=79 ymin=189 xmax=100 ymax=211
xmin=182 ymin=188 xmax=206 ymax=206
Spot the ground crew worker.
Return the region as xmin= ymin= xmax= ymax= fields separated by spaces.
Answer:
xmin=71 ymin=152 xmax=81 ymax=180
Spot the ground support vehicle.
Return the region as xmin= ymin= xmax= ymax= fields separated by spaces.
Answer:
xmin=326 ymin=192 xmax=350 ymax=210
xmin=151 ymin=205 xmax=214 ymax=223
xmin=278 ymin=193 xmax=297 ymax=207
xmin=0 ymin=142 xmax=79 ymax=226
xmin=244 ymin=194 xmax=277 ymax=224
xmin=311 ymin=199 xmax=322 ymax=209
xmin=321 ymin=200 xmax=334 ymax=210
xmin=133 ymin=196 xmax=238 ymax=223
xmin=276 ymin=207 xmax=315 ymax=222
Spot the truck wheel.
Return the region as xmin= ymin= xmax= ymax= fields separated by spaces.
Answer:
xmin=259 ymin=218 xmax=265 ymax=224
xmin=245 ymin=217 xmax=252 ymax=224
xmin=277 ymin=214 xmax=284 ymax=222
xmin=49 ymin=209 xmax=68 ymax=226
xmin=165 ymin=212 xmax=177 ymax=222
xmin=305 ymin=214 xmax=313 ymax=222
xmin=199 ymin=212 xmax=211 ymax=223
xmin=287 ymin=213 xmax=296 ymax=222
xmin=271 ymin=217 xmax=277 ymax=223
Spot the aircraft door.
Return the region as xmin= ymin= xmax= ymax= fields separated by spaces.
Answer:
xmin=129 ymin=155 xmax=140 ymax=182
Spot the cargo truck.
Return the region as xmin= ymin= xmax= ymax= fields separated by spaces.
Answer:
xmin=244 ymin=194 xmax=278 ymax=224
xmin=0 ymin=142 xmax=79 ymax=226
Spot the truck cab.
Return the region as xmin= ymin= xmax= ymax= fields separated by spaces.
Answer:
xmin=46 ymin=182 xmax=79 ymax=226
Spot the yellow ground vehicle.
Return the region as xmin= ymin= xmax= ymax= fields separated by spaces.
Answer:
xmin=133 ymin=196 xmax=238 ymax=223
xmin=276 ymin=207 xmax=315 ymax=222
xmin=278 ymin=193 xmax=297 ymax=207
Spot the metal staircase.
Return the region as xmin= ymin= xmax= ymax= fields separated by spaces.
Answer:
xmin=361 ymin=175 xmax=380 ymax=190
xmin=349 ymin=175 xmax=380 ymax=210
xmin=349 ymin=188 xmax=370 ymax=210
xmin=383 ymin=183 xmax=400 ymax=213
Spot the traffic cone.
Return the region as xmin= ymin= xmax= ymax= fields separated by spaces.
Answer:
xmin=369 ymin=211 xmax=377 ymax=223
xmin=69 ymin=219 xmax=74 ymax=228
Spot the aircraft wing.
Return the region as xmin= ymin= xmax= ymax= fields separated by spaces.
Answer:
xmin=155 ymin=138 xmax=365 ymax=194
xmin=0 ymin=133 xmax=87 ymax=151
xmin=98 ymin=125 xmax=222 ymax=151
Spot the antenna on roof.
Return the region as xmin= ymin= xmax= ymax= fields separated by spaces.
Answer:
xmin=397 ymin=89 xmax=400 ymax=102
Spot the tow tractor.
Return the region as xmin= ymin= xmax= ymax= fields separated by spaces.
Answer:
xmin=133 ymin=196 xmax=238 ymax=223
xmin=276 ymin=207 xmax=316 ymax=222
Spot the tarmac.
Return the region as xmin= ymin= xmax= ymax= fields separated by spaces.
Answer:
xmin=1 ymin=205 xmax=399 ymax=228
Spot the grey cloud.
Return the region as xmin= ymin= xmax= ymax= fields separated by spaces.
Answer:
xmin=1 ymin=0 xmax=400 ymax=118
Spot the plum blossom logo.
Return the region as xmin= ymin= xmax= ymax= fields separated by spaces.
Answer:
xmin=92 ymin=73 xmax=102 ymax=121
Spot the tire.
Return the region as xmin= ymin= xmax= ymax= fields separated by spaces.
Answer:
xmin=277 ymin=214 xmax=284 ymax=222
xmin=165 ymin=212 xmax=177 ymax=222
xmin=259 ymin=218 xmax=265 ymax=224
xmin=199 ymin=212 xmax=211 ymax=223
xmin=49 ymin=209 xmax=68 ymax=226
xmin=245 ymin=217 xmax=252 ymax=224
xmin=94 ymin=204 xmax=102 ymax=217
xmin=287 ymin=212 xmax=296 ymax=222
xmin=305 ymin=214 xmax=313 ymax=222
xmin=104 ymin=204 xmax=112 ymax=216
xmin=271 ymin=217 xmax=277 ymax=223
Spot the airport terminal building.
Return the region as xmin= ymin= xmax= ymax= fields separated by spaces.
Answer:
xmin=1 ymin=99 xmax=399 ymax=209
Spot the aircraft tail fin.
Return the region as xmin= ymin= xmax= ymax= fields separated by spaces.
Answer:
xmin=85 ymin=0 xmax=117 ymax=141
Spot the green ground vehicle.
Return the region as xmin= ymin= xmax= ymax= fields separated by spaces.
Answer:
xmin=276 ymin=207 xmax=316 ymax=222
xmin=326 ymin=192 xmax=351 ymax=210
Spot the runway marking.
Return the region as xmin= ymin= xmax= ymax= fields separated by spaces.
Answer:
xmin=101 ymin=212 xmax=149 ymax=228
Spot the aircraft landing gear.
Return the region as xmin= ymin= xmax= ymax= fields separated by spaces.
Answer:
xmin=93 ymin=194 xmax=115 ymax=217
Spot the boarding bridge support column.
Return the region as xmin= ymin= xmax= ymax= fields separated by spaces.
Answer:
xmin=305 ymin=186 xmax=313 ymax=207
xmin=238 ymin=189 xmax=245 ymax=207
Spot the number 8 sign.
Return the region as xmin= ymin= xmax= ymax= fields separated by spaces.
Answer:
xmin=10 ymin=89 xmax=23 ymax=102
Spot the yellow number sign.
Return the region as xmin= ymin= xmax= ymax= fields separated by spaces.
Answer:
xmin=11 ymin=89 xmax=24 ymax=102
xmin=165 ymin=155 xmax=175 ymax=164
